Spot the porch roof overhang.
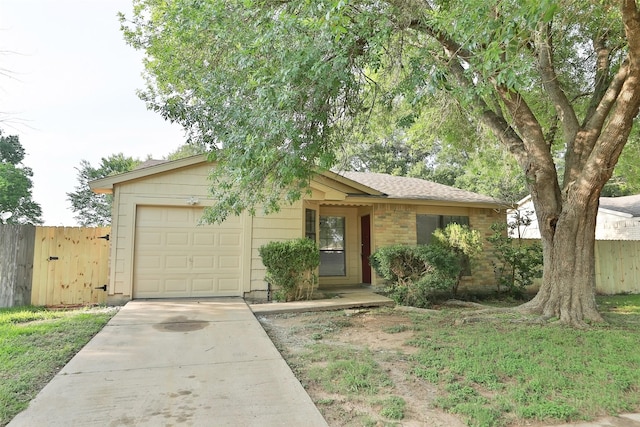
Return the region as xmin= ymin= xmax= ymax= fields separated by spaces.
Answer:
xmin=319 ymin=195 xmax=506 ymax=210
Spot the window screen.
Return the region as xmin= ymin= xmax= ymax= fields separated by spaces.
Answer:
xmin=417 ymin=214 xmax=469 ymax=244
xmin=416 ymin=214 xmax=471 ymax=275
xmin=319 ymin=216 xmax=346 ymax=276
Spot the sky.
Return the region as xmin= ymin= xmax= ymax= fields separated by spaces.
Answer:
xmin=1 ymin=0 xmax=186 ymax=225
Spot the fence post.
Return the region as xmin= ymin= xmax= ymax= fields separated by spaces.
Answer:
xmin=0 ymin=224 xmax=36 ymax=308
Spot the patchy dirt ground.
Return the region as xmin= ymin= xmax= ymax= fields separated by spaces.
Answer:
xmin=257 ymin=307 xmax=467 ymax=427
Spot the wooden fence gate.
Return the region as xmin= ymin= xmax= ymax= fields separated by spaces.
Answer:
xmin=31 ymin=227 xmax=111 ymax=306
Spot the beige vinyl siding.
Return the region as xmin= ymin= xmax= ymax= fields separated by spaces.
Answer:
xmin=249 ymin=201 xmax=304 ymax=292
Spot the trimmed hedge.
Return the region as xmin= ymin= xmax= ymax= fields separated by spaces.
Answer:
xmin=370 ymin=244 xmax=456 ymax=307
xmin=259 ymin=238 xmax=320 ymax=301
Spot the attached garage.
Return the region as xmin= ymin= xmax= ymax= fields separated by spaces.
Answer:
xmin=133 ymin=206 xmax=245 ymax=298
xmin=89 ymin=156 xmax=267 ymax=304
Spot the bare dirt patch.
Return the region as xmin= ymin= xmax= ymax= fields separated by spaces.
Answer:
xmin=258 ymin=308 xmax=466 ymax=427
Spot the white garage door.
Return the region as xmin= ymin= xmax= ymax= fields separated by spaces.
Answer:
xmin=133 ymin=206 xmax=245 ymax=298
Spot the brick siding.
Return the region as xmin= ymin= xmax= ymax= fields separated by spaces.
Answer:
xmin=372 ymin=204 xmax=505 ymax=292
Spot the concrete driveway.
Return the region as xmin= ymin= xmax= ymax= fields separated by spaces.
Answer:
xmin=9 ymin=299 xmax=327 ymax=427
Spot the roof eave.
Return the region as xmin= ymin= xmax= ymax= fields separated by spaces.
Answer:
xmin=319 ymin=170 xmax=384 ymax=196
xmin=598 ymin=207 xmax=634 ymax=218
xmin=344 ymin=194 xmax=507 ymax=209
xmin=89 ymin=154 xmax=209 ymax=193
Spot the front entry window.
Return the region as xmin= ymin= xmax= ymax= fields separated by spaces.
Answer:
xmin=305 ymin=209 xmax=317 ymax=241
xmin=319 ymin=216 xmax=345 ymax=276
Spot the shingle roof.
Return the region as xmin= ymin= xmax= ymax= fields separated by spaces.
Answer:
xmin=339 ymin=171 xmax=503 ymax=205
xmin=135 ymin=159 xmax=168 ymax=170
xmin=600 ymin=195 xmax=640 ymax=217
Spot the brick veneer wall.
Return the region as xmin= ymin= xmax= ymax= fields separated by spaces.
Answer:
xmin=371 ymin=203 xmax=505 ymax=292
xmin=466 ymin=207 xmax=504 ymax=291
xmin=373 ymin=204 xmax=416 ymax=248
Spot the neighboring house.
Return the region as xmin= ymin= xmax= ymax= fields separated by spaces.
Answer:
xmin=90 ymin=155 xmax=506 ymax=304
xmin=514 ymin=194 xmax=640 ymax=240
xmin=512 ymin=194 xmax=640 ymax=295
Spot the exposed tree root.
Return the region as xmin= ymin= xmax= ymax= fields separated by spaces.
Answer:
xmin=440 ymin=299 xmax=605 ymax=327
xmin=442 ymin=299 xmax=489 ymax=309
xmin=409 ymin=299 xmax=604 ymax=328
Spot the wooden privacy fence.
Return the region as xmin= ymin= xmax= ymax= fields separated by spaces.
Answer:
xmin=524 ymin=239 xmax=640 ymax=294
xmin=0 ymin=225 xmax=36 ymax=307
xmin=31 ymin=227 xmax=111 ymax=306
xmin=0 ymin=225 xmax=110 ymax=307
xmin=595 ymin=240 xmax=640 ymax=294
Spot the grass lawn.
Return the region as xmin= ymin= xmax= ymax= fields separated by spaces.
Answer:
xmin=406 ymin=294 xmax=640 ymax=425
xmin=263 ymin=294 xmax=640 ymax=427
xmin=0 ymin=306 xmax=116 ymax=426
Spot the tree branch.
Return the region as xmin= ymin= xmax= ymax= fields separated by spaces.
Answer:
xmin=575 ymin=1 xmax=640 ymax=196
xmin=445 ymin=57 xmax=527 ymax=165
xmin=535 ymin=22 xmax=580 ymax=145
xmin=583 ymin=35 xmax=613 ymax=126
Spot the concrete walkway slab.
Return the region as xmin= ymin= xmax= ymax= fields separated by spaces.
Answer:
xmin=250 ymin=288 xmax=394 ymax=315
xmin=9 ymin=299 xmax=327 ymax=427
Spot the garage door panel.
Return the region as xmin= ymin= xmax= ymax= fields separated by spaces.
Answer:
xmin=166 ymin=208 xmax=192 ymax=223
xmin=193 ymin=233 xmax=215 ymax=246
xmin=133 ymin=206 xmax=245 ymax=298
xmin=219 ymin=233 xmax=242 ymax=247
xmin=165 ymin=255 xmax=189 ymax=269
xmin=219 ymin=278 xmax=241 ymax=291
xmin=192 ymin=256 xmax=214 ymax=269
xmin=137 ymin=231 xmax=162 ymax=246
xmin=166 ymin=232 xmax=190 ymax=246
xmin=137 ymin=255 xmax=162 ymax=269
xmin=219 ymin=256 xmax=241 ymax=269
xmin=192 ymin=278 xmax=215 ymax=292
xmin=136 ymin=207 xmax=164 ymax=225
xmin=163 ymin=279 xmax=189 ymax=292
xmin=136 ymin=279 xmax=161 ymax=294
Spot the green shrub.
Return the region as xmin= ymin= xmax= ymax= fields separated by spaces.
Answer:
xmin=488 ymin=211 xmax=543 ymax=297
xmin=370 ymin=244 xmax=456 ymax=307
xmin=431 ymin=223 xmax=483 ymax=295
xmin=370 ymin=224 xmax=483 ymax=306
xmin=258 ymin=238 xmax=320 ymax=301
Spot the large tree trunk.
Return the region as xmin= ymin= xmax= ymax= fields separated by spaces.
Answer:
xmin=520 ymin=194 xmax=604 ymax=327
xmin=405 ymin=0 xmax=640 ymax=327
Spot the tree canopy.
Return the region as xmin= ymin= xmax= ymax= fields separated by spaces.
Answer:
xmin=67 ymin=154 xmax=141 ymax=226
xmin=121 ymin=0 xmax=640 ymax=325
xmin=0 ymin=130 xmax=42 ymax=225
xmin=336 ymin=93 xmax=528 ymax=201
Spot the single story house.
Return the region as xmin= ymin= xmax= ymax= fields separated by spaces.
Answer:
xmin=90 ymin=155 xmax=506 ymax=304
xmin=514 ymin=194 xmax=640 ymax=240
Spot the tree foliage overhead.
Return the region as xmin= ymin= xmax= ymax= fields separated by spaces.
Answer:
xmin=165 ymin=142 xmax=207 ymax=161
xmin=602 ymin=127 xmax=640 ymax=196
xmin=122 ymin=0 xmax=640 ymax=325
xmin=337 ymin=93 xmax=528 ymax=202
xmin=0 ymin=130 xmax=42 ymax=225
xmin=67 ymin=154 xmax=141 ymax=226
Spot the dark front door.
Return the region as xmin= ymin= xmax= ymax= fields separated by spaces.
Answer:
xmin=360 ymin=215 xmax=371 ymax=283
